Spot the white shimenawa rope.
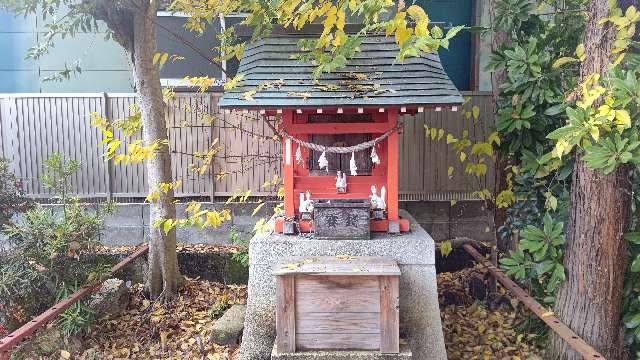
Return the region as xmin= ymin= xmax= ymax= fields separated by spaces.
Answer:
xmin=282 ymin=124 xmax=401 ymax=154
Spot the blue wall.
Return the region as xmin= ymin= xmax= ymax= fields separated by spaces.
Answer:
xmin=0 ymin=10 xmax=134 ymax=93
xmin=1 ymin=1 xmax=475 ymax=93
xmin=418 ymin=0 xmax=474 ymax=90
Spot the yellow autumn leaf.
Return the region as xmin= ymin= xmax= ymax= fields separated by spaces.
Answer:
xmin=552 ymin=56 xmax=578 ymax=68
xmin=145 ymin=191 xmax=160 ymax=203
xmin=159 ymin=53 xmax=169 ymax=67
xmin=589 ymin=126 xmax=600 ymax=141
xmin=440 ymin=240 xmax=453 ymax=257
xmin=472 ymin=105 xmax=480 ymax=119
xmin=322 ymin=6 xmax=337 ymax=35
xmin=336 ymin=8 xmax=346 ymax=30
xmin=395 ymin=26 xmax=413 ymax=47
xmin=459 ymin=152 xmax=467 ymax=162
xmin=113 ymin=154 xmax=127 ymax=164
xmin=552 ymin=139 xmax=570 ymax=158
xmin=488 ymin=132 xmax=501 ymax=146
xmin=162 ymin=219 xmax=174 ymax=234
xmin=615 ymin=109 xmax=631 ymax=130
xmin=446 ymin=134 xmax=457 ymax=144
xmin=185 ymin=201 xmax=201 ymax=213
xmin=415 ymin=19 xmax=429 ymax=37
xmin=242 ymin=90 xmax=256 ymax=101
xmin=286 ymin=262 xmax=300 ymax=270
xmin=204 ymin=211 xmax=223 ymax=228
xmin=448 ymin=166 xmax=454 ymax=178
xmin=406 ymin=5 xmax=428 ymax=20
xmin=575 ymin=43 xmax=586 ymax=60
xmin=224 ymin=73 xmax=244 ymax=91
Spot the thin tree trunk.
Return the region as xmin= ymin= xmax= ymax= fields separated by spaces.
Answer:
xmin=549 ymin=0 xmax=631 ymax=358
xmin=490 ymin=0 xmax=510 ymax=249
xmin=131 ymin=0 xmax=179 ymax=302
xmin=489 ymin=0 xmax=511 ymax=294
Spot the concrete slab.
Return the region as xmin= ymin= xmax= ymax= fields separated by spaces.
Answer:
xmin=271 ymin=343 xmax=413 ymax=360
xmin=100 ymin=226 xmax=144 ymax=246
xmin=176 ymin=223 xmax=232 ymax=244
xmin=102 ymin=203 xmax=144 ymax=226
xmin=239 ymin=210 xmax=446 ymax=360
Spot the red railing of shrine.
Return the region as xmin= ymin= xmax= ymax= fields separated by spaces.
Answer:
xmin=462 ymin=243 xmax=605 ymax=359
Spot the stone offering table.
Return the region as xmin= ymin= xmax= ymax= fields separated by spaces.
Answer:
xmin=239 ymin=210 xmax=446 ymax=360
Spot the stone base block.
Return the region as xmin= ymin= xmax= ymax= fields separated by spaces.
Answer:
xmin=271 ymin=343 xmax=413 ymax=360
xmin=239 ymin=209 xmax=446 ymax=360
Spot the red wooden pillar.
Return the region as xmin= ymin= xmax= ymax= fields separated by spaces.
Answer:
xmin=386 ymin=110 xmax=399 ymax=221
xmin=282 ymin=110 xmax=295 ymax=218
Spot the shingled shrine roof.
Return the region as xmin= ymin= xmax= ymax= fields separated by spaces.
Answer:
xmin=218 ymin=34 xmax=463 ymax=109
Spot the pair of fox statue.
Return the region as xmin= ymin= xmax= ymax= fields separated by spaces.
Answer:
xmin=298 ymin=184 xmax=387 ymax=214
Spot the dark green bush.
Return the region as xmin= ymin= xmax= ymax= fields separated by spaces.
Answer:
xmin=0 ymin=158 xmax=32 ymax=227
xmin=0 ymin=153 xmax=115 ymax=335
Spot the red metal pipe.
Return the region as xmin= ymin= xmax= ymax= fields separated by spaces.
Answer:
xmin=0 ymin=244 xmax=149 ymax=359
xmin=462 ymin=244 xmax=605 ymax=359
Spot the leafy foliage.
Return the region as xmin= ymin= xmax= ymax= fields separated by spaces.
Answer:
xmin=170 ymin=0 xmax=464 ymax=78
xmin=489 ymin=0 xmax=585 ymax=248
xmin=500 ymin=214 xmax=565 ymax=304
xmin=424 ymin=100 xmax=501 ymax=205
xmin=229 ymin=226 xmax=249 ymax=268
xmin=0 ymin=154 xmax=115 ymax=334
xmin=491 ymin=0 xmax=640 ymax=352
xmin=0 ymin=158 xmax=32 ymax=227
xmin=55 ymin=282 xmax=94 ymax=336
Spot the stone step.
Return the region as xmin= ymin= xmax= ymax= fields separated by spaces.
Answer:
xmin=271 ymin=343 xmax=412 ymax=360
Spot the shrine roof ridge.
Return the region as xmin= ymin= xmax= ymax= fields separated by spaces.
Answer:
xmin=219 ymin=34 xmax=463 ymax=109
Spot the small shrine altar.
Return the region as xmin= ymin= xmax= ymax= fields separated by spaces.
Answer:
xmin=220 ymin=34 xmax=462 ymax=240
xmin=219 ymin=33 xmax=462 ymax=360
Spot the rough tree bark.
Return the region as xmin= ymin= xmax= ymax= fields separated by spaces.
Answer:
xmin=131 ymin=0 xmax=179 ymax=301
xmin=549 ymin=0 xmax=632 ymax=358
xmin=489 ymin=0 xmax=511 ymax=252
xmin=90 ymin=0 xmax=180 ymax=301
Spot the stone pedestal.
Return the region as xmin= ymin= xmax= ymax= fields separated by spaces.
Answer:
xmin=239 ymin=210 xmax=446 ymax=360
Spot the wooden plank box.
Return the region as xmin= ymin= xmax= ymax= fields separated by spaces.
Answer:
xmin=274 ymin=256 xmax=400 ymax=354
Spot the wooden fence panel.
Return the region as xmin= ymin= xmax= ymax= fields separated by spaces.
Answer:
xmin=0 ymin=92 xmax=493 ymax=200
xmin=398 ymin=92 xmax=495 ymax=200
xmin=0 ymin=95 xmax=108 ymax=197
xmin=107 ymin=95 xmax=146 ymax=197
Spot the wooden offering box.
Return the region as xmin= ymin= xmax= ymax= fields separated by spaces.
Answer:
xmin=274 ymin=256 xmax=400 ymax=354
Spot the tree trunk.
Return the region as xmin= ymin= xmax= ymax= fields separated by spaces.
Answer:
xmin=489 ymin=0 xmax=511 ymax=251
xmin=131 ymin=0 xmax=179 ymax=302
xmin=549 ymin=0 xmax=631 ymax=358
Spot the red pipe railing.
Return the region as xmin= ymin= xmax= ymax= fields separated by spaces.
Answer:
xmin=462 ymin=243 xmax=605 ymax=359
xmin=0 ymin=244 xmax=149 ymax=360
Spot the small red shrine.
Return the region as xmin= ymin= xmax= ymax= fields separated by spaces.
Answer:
xmin=219 ymin=34 xmax=462 ymax=235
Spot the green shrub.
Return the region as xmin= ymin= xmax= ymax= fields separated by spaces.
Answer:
xmin=229 ymin=226 xmax=249 ymax=268
xmin=0 ymin=153 xmax=115 ymax=335
xmin=0 ymin=158 xmax=32 ymax=227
